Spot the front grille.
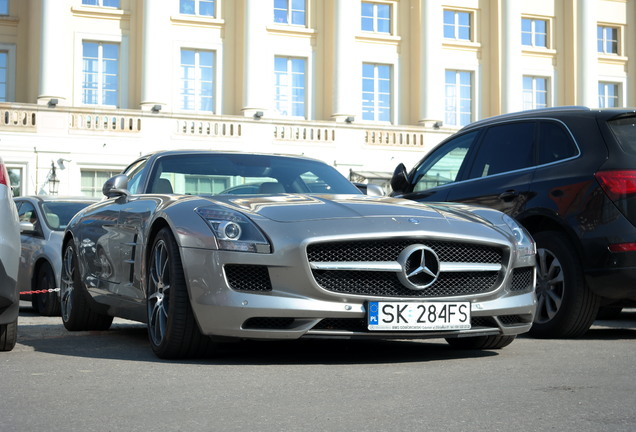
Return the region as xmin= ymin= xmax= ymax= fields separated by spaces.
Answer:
xmin=511 ymin=267 xmax=534 ymax=292
xmin=308 ymin=239 xmax=505 ymax=297
xmin=313 ymin=270 xmax=499 ymax=297
xmin=225 ymin=265 xmax=272 ymax=292
xmin=307 ymin=240 xmax=503 ymax=264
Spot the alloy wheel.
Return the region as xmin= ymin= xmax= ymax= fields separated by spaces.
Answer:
xmin=535 ymin=247 xmax=565 ymax=324
xmin=148 ymin=239 xmax=170 ymax=347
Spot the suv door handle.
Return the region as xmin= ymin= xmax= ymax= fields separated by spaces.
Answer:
xmin=498 ymin=190 xmax=519 ymax=201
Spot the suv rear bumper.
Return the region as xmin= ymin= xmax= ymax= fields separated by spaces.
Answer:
xmin=586 ymin=266 xmax=636 ymax=301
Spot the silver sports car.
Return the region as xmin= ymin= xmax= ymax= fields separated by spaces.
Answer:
xmin=62 ymin=150 xmax=537 ymax=359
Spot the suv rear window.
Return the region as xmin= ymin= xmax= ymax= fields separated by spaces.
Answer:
xmin=537 ymin=121 xmax=579 ymax=164
xmin=608 ymin=115 xmax=636 ymax=155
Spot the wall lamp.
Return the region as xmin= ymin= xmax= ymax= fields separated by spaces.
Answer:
xmin=151 ymin=104 xmax=162 ymax=113
xmin=345 ymin=116 xmax=355 ymax=124
xmin=254 ymin=111 xmax=264 ymax=119
xmin=48 ymin=98 xmax=59 ymax=108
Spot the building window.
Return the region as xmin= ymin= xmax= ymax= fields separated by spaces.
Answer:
xmin=7 ymin=167 xmax=22 ymax=196
xmin=362 ymin=63 xmax=391 ymax=122
xmin=274 ymin=56 xmax=306 ymax=118
xmin=81 ymin=170 xmax=118 ymax=197
xmin=598 ymin=26 xmax=619 ymax=54
xmin=361 ymin=2 xmax=391 ymax=34
xmin=82 ymin=42 xmax=119 ymax=106
xmin=180 ymin=0 xmax=215 ymax=17
xmin=444 ymin=10 xmax=471 ymax=41
xmin=445 ymin=70 xmax=472 ymax=127
xmin=599 ymin=82 xmax=620 ymax=108
xmin=0 ymin=51 xmax=7 ymax=102
xmin=180 ymin=49 xmax=215 ymax=112
xmin=0 ymin=0 xmax=8 ymax=15
xmin=82 ymin=0 xmax=120 ymax=7
xmin=523 ymin=76 xmax=548 ymax=110
xmin=274 ymin=0 xmax=306 ymax=26
xmin=522 ymin=18 xmax=547 ymax=48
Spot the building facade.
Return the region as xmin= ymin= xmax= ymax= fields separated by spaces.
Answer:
xmin=0 ymin=0 xmax=634 ymax=196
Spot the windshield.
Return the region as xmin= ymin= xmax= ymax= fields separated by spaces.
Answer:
xmin=146 ymin=153 xmax=362 ymax=196
xmin=40 ymin=201 xmax=95 ymax=230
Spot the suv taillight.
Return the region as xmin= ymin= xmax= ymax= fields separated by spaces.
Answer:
xmin=595 ymin=171 xmax=636 ymax=201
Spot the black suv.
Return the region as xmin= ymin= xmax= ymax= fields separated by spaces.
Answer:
xmin=391 ymin=106 xmax=636 ymax=338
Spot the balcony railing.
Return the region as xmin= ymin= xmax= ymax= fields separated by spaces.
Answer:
xmin=0 ymin=103 xmax=451 ymax=196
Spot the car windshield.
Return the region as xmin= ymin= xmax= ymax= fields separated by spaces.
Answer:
xmin=608 ymin=115 xmax=636 ymax=155
xmin=146 ymin=153 xmax=362 ymax=196
xmin=40 ymin=201 xmax=94 ymax=230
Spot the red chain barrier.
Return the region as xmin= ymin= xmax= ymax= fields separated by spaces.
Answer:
xmin=19 ymin=288 xmax=61 ymax=295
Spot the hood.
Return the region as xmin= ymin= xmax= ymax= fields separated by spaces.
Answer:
xmin=208 ymin=194 xmax=492 ymax=226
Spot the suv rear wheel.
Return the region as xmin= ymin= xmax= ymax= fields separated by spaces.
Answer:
xmin=530 ymin=231 xmax=600 ymax=338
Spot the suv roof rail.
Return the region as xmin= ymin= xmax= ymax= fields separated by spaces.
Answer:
xmin=461 ymin=106 xmax=590 ymax=131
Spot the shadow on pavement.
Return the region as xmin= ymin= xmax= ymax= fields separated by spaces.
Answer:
xmin=16 ymin=305 xmax=500 ymax=365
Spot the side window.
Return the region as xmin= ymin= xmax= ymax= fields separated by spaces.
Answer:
xmin=468 ymin=122 xmax=535 ymax=179
xmin=124 ymin=159 xmax=148 ymax=195
xmin=411 ymin=131 xmax=479 ymax=192
xmin=537 ymin=122 xmax=578 ymax=164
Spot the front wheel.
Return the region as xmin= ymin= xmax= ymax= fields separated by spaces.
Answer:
xmin=146 ymin=227 xmax=213 ymax=359
xmin=60 ymin=241 xmax=113 ymax=331
xmin=530 ymin=231 xmax=600 ymax=338
xmin=32 ymin=262 xmax=61 ymax=316
xmin=445 ymin=335 xmax=516 ymax=350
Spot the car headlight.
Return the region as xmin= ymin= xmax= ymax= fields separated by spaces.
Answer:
xmin=502 ymin=214 xmax=536 ymax=265
xmin=195 ymin=206 xmax=271 ymax=253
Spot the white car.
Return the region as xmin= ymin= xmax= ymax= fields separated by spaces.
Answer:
xmin=15 ymin=196 xmax=98 ymax=316
xmin=0 ymin=156 xmax=20 ymax=351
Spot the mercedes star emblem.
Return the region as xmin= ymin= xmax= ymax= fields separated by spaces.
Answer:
xmin=396 ymin=244 xmax=440 ymax=290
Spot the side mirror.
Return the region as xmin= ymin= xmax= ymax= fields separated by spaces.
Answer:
xmin=19 ymin=221 xmax=36 ymax=234
xmin=352 ymin=183 xmax=385 ymax=196
xmin=364 ymin=183 xmax=385 ymax=196
xmin=390 ymin=163 xmax=409 ymax=194
xmin=102 ymin=174 xmax=130 ymax=198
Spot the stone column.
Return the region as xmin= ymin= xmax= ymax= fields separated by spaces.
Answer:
xmin=38 ymin=0 xmax=68 ymax=105
xmin=331 ymin=0 xmax=357 ymax=122
xmin=501 ymin=0 xmax=522 ymax=113
xmin=140 ymin=0 xmax=169 ymax=111
xmin=418 ymin=0 xmax=444 ymax=127
xmin=577 ymin=0 xmax=598 ymax=107
xmin=242 ymin=0 xmax=272 ymax=117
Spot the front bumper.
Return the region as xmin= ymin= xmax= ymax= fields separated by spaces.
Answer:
xmin=180 ymin=246 xmax=536 ymax=341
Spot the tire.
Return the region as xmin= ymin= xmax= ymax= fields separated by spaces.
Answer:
xmin=0 ymin=319 xmax=18 ymax=352
xmin=530 ymin=231 xmax=600 ymax=338
xmin=146 ymin=227 xmax=213 ymax=359
xmin=445 ymin=335 xmax=516 ymax=350
xmin=32 ymin=263 xmax=61 ymax=316
xmin=60 ymin=241 xmax=113 ymax=331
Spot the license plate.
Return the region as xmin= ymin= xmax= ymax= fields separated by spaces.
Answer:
xmin=367 ymin=301 xmax=471 ymax=331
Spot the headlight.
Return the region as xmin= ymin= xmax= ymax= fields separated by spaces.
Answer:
xmin=195 ymin=206 xmax=270 ymax=253
xmin=502 ymin=214 xmax=536 ymax=264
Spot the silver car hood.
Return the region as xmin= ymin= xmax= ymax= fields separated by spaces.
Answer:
xmin=211 ymin=194 xmax=491 ymax=226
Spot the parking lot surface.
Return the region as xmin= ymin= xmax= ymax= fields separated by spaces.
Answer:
xmin=1 ymin=304 xmax=635 ymax=432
